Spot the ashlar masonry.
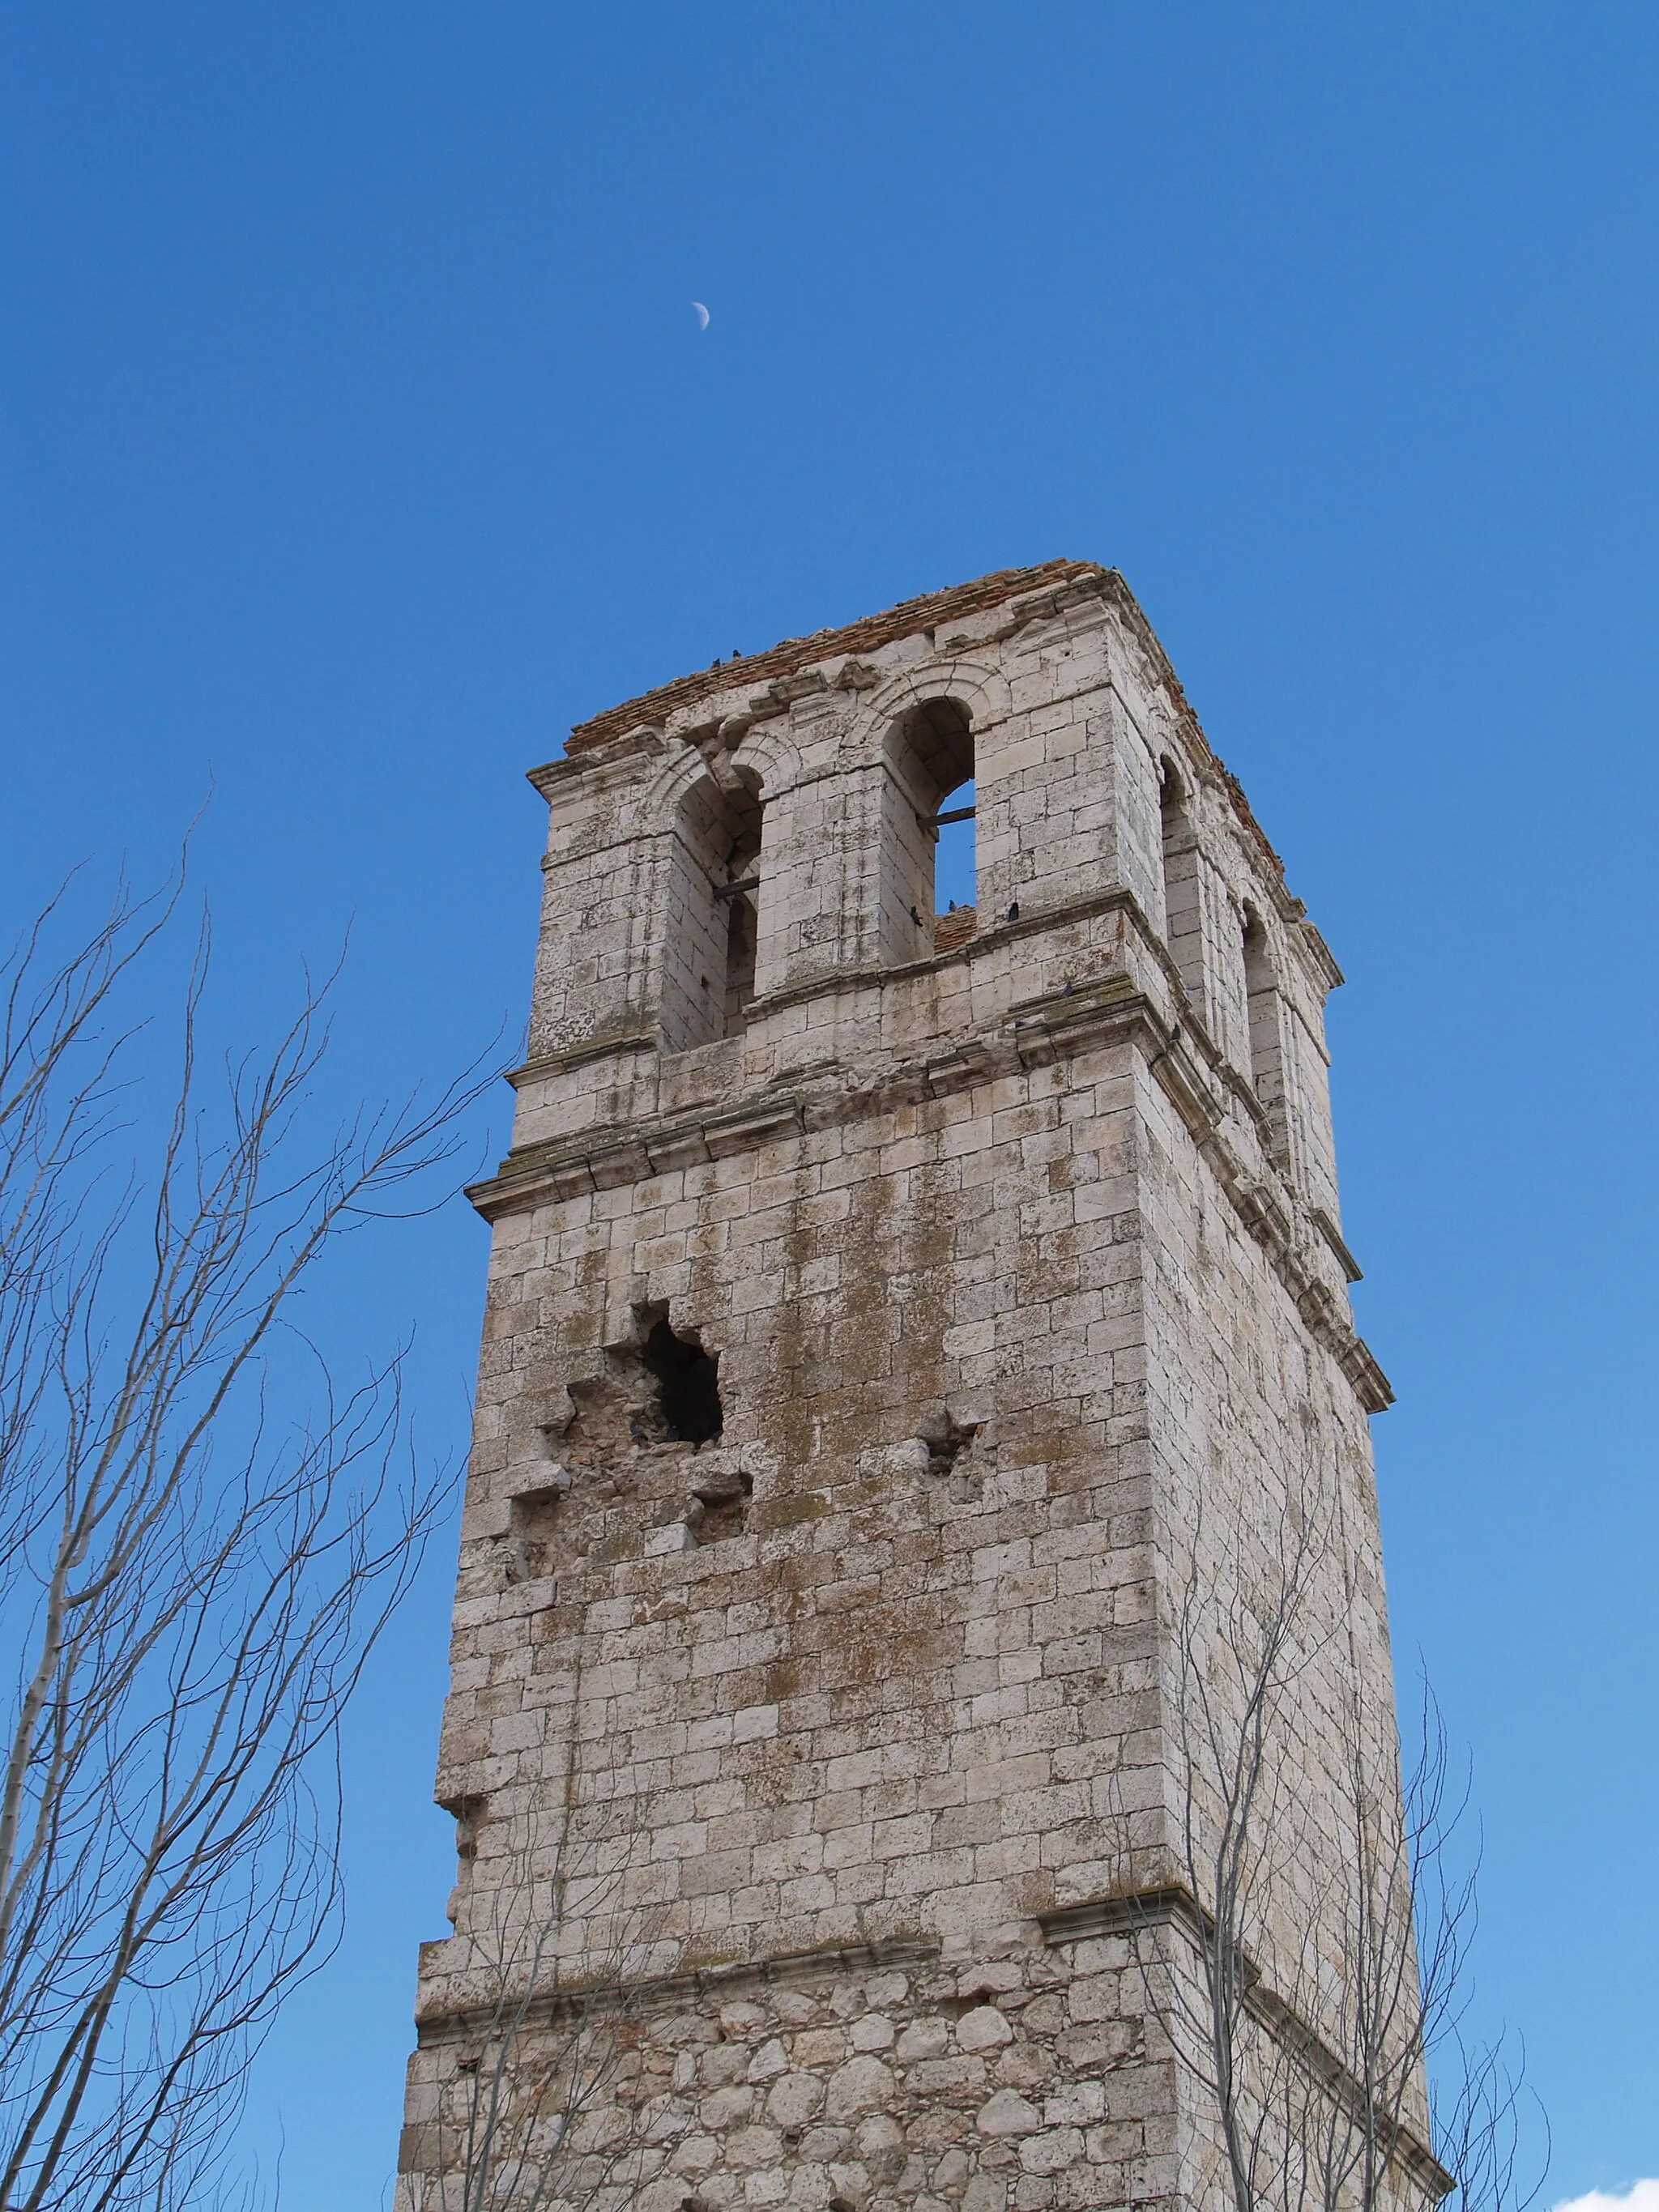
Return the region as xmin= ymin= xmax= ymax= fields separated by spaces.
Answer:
xmin=394 ymin=561 xmax=1432 ymax=2212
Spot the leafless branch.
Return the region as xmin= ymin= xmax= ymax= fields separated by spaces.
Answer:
xmin=0 ymin=868 xmax=493 ymax=2210
xmin=1117 ymin=1423 xmax=1543 ymax=2212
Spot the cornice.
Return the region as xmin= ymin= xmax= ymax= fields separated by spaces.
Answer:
xmin=507 ymin=1028 xmax=657 ymax=1086
xmin=414 ymin=1933 xmax=941 ymax=2046
xmin=470 ymin=971 xmax=1392 ymax=1419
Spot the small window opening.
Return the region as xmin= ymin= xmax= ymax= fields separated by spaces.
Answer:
xmin=932 ymin=775 xmax=977 ymax=953
xmin=642 ymin=1316 xmax=723 ymax=1445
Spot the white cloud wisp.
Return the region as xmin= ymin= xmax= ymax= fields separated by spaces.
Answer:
xmin=1554 ymin=2184 xmax=1659 ymax=2212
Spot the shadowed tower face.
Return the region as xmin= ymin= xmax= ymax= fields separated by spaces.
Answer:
xmin=395 ymin=563 xmax=1433 ymax=2212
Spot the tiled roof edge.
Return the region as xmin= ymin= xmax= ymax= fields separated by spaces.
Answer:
xmin=535 ymin=560 xmax=1288 ymax=891
xmin=557 ymin=558 xmax=1094 ymax=758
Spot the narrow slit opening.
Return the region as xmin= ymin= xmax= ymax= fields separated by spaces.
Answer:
xmin=882 ymin=695 xmax=975 ymax=961
xmin=934 ymin=777 xmax=977 ymax=948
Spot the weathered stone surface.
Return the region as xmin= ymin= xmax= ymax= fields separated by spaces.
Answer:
xmin=394 ymin=564 xmax=1423 ymax=2212
xmin=978 ymin=2091 xmax=1043 ymax=2137
xmin=957 ymin=2008 xmax=1014 ymax=2053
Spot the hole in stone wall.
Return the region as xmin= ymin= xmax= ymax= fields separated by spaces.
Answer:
xmin=933 ymin=771 xmax=977 ymax=932
xmin=501 ymin=1473 xmax=570 ymax=1584
xmin=691 ymin=1466 xmax=753 ymax=1544
xmin=438 ymin=1792 xmax=487 ymax=1860
xmin=919 ymin=1408 xmax=981 ymax=1475
xmin=918 ymin=1408 xmax=987 ymax=1502
xmin=642 ymin=1316 xmax=723 ymax=1445
xmin=437 ymin=1792 xmax=488 ymax=1925
xmin=509 ymin=1483 xmax=566 ymax=1538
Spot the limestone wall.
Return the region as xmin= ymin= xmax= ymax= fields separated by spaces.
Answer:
xmin=396 ymin=565 xmax=1425 ymax=2212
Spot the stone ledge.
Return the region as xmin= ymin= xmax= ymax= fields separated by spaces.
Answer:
xmin=1311 ymin=1204 xmax=1363 ymax=1284
xmin=507 ymin=1029 xmax=658 ymax=1087
xmin=413 ymin=1932 xmax=941 ymax=2045
xmin=469 ymin=983 xmax=1392 ymax=1418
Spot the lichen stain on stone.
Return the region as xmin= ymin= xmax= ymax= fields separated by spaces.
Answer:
xmin=402 ymin=565 xmax=1418 ymax=2212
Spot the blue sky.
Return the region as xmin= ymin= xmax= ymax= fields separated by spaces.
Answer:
xmin=3 ymin=5 xmax=1656 ymax=2203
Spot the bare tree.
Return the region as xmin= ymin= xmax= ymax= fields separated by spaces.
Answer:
xmin=1120 ymin=1432 xmax=1540 ymax=2212
xmin=0 ymin=871 xmax=484 ymax=2210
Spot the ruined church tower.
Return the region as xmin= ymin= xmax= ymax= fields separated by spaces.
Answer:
xmin=396 ymin=563 xmax=1436 ymax=2212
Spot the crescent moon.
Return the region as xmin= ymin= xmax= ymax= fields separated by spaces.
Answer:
xmin=692 ymin=301 xmax=710 ymax=331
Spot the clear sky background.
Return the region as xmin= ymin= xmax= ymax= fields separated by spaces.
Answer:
xmin=3 ymin=6 xmax=1656 ymax=2205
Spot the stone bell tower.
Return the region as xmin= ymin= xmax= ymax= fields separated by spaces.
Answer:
xmin=395 ymin=563 xmax=1439 ymax=2212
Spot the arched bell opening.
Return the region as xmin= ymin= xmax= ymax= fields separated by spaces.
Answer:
xmin=881 ymin=697 xmax=976 ymax=963
xmin=662 ymin=765 xmax=766 ymax=1052
xmin=1158 ymin=753 xmax=1206 ymax=1009
xmin=718 ymin=775 xmax=762 ymax=1038
xmin=1241 ymin=901 xmax=1289 ymax=1166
